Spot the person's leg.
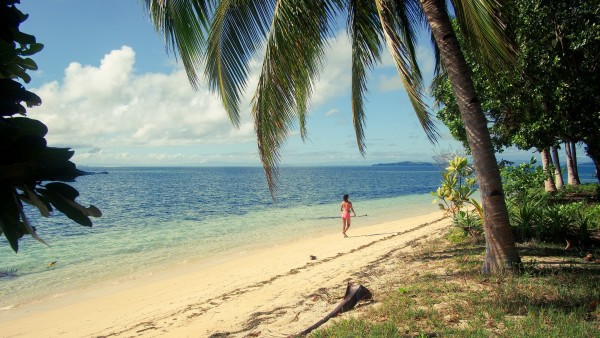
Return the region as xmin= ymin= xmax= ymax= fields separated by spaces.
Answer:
xmin=342 ymin=219 xmax=348 ymax=237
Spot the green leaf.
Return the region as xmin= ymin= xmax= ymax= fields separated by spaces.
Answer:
xmin=44 ymin=183 xmax=102 ymax=218
xmin=0 ymin=135 xmax=46 ymax=165
xmin=10 ymin=117 xmax=48 ymax=137
xmin=17 ymin=57 xmax=38 ymax=70
xmin=0 ymin=188 xmax=22 ymax=252
xmin=21 ymin=186 xmax=51 ymax=217
xmin=38 ymin=186 xmax=93 ymax=227
xmin=0 ymin=162 xmax=44 ymax=186
xmin=44 ymin=182 xmax=80 ymax=200
xmin=20 ymin=43 xmax=44 ymax=56
xmin=11 ymin=30 xmax=36 ymax=45
xmin=17 ymin=200 xmax=49 ymax=247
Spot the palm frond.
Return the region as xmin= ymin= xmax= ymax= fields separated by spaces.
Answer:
xmin=253 ymin=0 xmax=341 ymax=195
xmin=143 ymin=0 xmax=214 ymax=89
xmin=347 ymin=0 xmax=384 ymax=156
xmin=205 ymin=0 xmax=275 ymax=127
xmin=449 ymin=0 xmax=516 ymax=69
xmin=375 ymin=0 xmax=439 ymax=142
xmin=430 ymin=30 xmax=443 ymax=77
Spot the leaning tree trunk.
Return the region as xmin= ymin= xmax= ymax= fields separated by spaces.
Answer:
xmin=420 ymin=0 xmax=520 ymax=275
xmin=541 ymin=148 xmax=557 ymax=193
xmin=550 ymin=146 xmax=564 ymax=189
xmin=565 ymin=141 xmax=581 ymax=185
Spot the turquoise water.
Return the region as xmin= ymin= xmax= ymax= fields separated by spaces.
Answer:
xmin=0 ymin=166 xmax=442 ymax=310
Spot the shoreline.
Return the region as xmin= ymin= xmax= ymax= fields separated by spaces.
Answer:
xmin=1 ymin=193 xmax=436 ymax=311
xmin=0 ymin=210 xmax=451 ymax=337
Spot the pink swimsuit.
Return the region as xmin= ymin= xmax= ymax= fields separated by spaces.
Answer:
xmin=341 ymin=201 xmax=352 ymax=219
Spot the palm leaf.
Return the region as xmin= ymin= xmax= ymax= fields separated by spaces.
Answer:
xmin=375 ymin=0 xmax=439 ymax=141
xmin=205 ymin=0 xmax=275 ymax=127
xmin=449 ymin=0 xmax=516 ymax=69
xmin=347 ymin=0 xmax=384 ymax=156
xmin=143 ymin=0 xmax=213 ymax=89
xmin=252 ymin=0 xmax=341 ymax=195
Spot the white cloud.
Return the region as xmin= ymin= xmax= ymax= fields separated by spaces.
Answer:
xmin=73 ymin=149 xmax=259 ymax=167
xmin=324 ymin=109 xmax=340 ymax=117
xmin=29 ymin=46 xmax=255 ymax=151
xmin=377 ymin=74 xmax=405 ymax=92
xmin=311 ymin=32 xmax=353 ymax=106
xmin=375 ymin=44 xmax=435 ymax=92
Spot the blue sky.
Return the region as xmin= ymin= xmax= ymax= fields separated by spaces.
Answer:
xmin=18 ymin=0 xmax=540 ymax=167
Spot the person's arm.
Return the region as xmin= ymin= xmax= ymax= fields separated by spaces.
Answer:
xmin=351 ymin=204 xmax=356 ymax=216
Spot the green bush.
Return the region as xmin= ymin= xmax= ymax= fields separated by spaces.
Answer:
xmin=502 ymin=160 xmax=600 ymax=244
xmin=453 ymin=210 xmax=483 ymax=236
xmin=432 ymin=156 xmax=482 ymax=236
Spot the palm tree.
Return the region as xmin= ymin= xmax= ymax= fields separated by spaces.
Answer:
xmin=143 ymin=0 xmax=520 ymax=274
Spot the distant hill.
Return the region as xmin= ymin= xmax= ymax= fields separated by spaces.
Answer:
xmin=372 ymin=161 xmax=437 ymax=167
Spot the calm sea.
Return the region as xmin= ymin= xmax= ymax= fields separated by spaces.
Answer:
xmin=0 ymin=165 xmax=444 ymax=310
xmin=0 ymin=164 xmax=596 ymax=310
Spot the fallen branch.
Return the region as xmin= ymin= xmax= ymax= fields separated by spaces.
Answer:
xmin=294 ymin=283 xmax=372 ymax=337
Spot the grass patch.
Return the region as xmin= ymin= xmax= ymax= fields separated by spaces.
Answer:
xmin=309 ymin=237 xmax=600 ymax=337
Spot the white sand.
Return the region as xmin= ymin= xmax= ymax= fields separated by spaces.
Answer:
xmin=0 ymin=211 xmax=451 ymax=338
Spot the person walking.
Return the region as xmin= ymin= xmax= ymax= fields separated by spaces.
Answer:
xmin=340 ymin=194 xmax=356 ymax=238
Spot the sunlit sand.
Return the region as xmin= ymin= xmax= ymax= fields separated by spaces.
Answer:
xmin=0 ymin=211 xmax=450 ymax=337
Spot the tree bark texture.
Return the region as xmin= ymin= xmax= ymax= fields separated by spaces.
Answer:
xmin=420 ymin=0 xmax=520 ymax=275
xmin=571 ymin=142 xmax=580 ymax=180
xmin=565 ymin=142 xmax=581 ymax=185
xmin=541 ymin=148 xmax=557 ymax=193
xmin=550 ymin=147 xmax=564 ymax=189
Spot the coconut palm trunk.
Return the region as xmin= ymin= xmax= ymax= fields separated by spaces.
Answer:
xmin=551 ymin=146 xmax=564 ymax=189
xmin=541 ymin=148 xmax=557 ymax=192
xmin=420 ymin=0 xmax=520 ymax=274
xmin=565 ymin=141 xmax=581 ymax=185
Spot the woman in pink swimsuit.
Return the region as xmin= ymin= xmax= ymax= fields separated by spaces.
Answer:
xmin=340 ymin=194 xmax=356 ymax=238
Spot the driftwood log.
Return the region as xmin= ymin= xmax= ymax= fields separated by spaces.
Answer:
xmin=295 ymin=283 xmax=372 ymax=337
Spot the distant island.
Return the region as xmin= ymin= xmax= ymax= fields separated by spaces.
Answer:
xmin=372 ymin=161 xmax=437 ymax=167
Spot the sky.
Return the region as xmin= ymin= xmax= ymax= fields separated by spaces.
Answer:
xmin=17 ymin=0 xmax=541 ymax=167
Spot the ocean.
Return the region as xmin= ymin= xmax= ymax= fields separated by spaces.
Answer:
xmin=0 ymin=165 xmax=443 ymax=310
xmin=0 ymin=164 xmax=597 ymax=310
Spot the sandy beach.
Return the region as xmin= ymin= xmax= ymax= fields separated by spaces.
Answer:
xmin=0 ymin=211 xmax=451 ymax=338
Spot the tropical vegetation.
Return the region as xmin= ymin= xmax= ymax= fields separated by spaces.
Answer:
xmin=431 ymin=0 xmax=600 ymax=185
xmin=0 ymin=0 xmax=101 ymax=252
xmin=436 ymin=155 xmax=600 ymax=250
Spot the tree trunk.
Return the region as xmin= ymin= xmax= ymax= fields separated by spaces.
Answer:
xmin=571 ymin=142 xmax=580 ymax=180
xmin=565 ymin=141 xmax=581 ymax=185
xmin=420 ymin=0 xmax=520 ymax=275
xmin=541 ymin=148 xmax=557 ymax=193
xmin=551 ymin=146 xmax=564 ymax=189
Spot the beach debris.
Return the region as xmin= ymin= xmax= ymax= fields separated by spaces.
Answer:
xmin=47 ymin=261 xmax=57 ymax=268
xmin=295 ymin=282 xmax=372 ymax=336
xmin=309 ymin=255 xmax=317 ymax=260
